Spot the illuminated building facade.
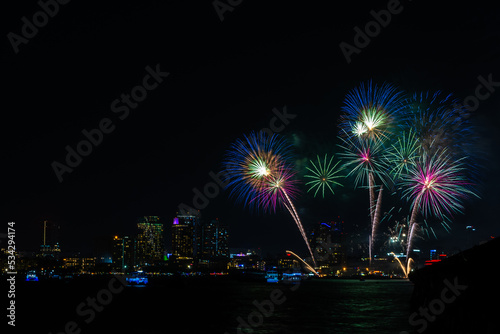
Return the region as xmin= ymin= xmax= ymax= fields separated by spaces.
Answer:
xmin=229 ymin=250 xmax=264 ymax=270
xmin=201 ymin=218 xmax=229 ymax=259
xmin=172 ymin=214 xmax=198 ymax=260
xmin=278 ymin=254 xmax=299 ymax=270
xmin=136 ymin=216 xmax=164 ymax=266
xmin=112 ymin=235 xmax=135 ymax=272
xmin=172 ymin=214 xmax=229 ymax=270
xmin=62 ymin=257 xmax=96 ymax=273
xmin=309 ymin=219 xmax=345 ymax=271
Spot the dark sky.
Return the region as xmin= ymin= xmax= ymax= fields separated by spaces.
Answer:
xmin=2 ymin=0 xmax=500 ymax=257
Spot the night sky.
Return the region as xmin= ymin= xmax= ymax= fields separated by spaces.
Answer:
xmin=2 ymin=0 xmax=500 ymax=257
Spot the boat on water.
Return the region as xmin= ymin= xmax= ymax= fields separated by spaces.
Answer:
xmin=265 ymin=270 xmax=279 ymax=283
xmin=26 ymin=270 xmax=39 ymax=282
xmin=126 ymin=271 xmax=148 ymax=285
xmin=281 ymin=271 xmax=303 ymax=285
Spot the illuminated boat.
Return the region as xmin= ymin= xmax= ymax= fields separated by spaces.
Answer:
xmin=126 ymin=271 xmax=148 ymax=285
xmin=281 ymin=271 xmax=303 ymax=284
xmin=26 ymin=270 xmax=39 ymax=282
xmin=265 ymin=270 xmax=279 ymax=283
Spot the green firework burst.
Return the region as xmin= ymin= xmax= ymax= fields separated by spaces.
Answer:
xmin=305 ymin=154 xmax=344 ymax=198
xmin=386 ymin=130 xmax=420 ymax=181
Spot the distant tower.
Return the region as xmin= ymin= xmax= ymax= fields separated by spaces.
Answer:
xmin=136 ymin=216 xmax=164 ymax=266
xmin=309 ymin=218 xmax=345 ymax=268
xmin=201 ymin=218 xmax=229 ymax=259
xmin=112 ymin=235 xmax=135 ymax=272
xmin=172 ymin=214 xmax=199 ymax=260
xmin=40 ymin=220 xmax=61 ymax=257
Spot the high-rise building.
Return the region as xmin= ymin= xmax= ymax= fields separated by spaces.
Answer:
xmin=172 ymin=214 xmax=199 ymax=260
xmin=39 ymin=220 xmax=61 ymax=257
xmin=136 ymin=216 xmax=164 ymax=266
xmin=112 ymin=235 xmax=135 ymax=272
xmin=309 ymin=218 xmax=345 ymax=270
xmin=201 ymin=218 xmax=229 ymax=259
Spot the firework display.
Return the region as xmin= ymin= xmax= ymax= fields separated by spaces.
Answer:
xmin=222 ymin=82 xmax=479 ymax=275
xmin=401 ymin=149 xmax=476 ymax=220
xmin=403 ymin=91 xmax=471 ymax=156
xmin=338 ymin=81 xmax=406 ymax=265
xmin=392 ymin=92 xmax=479 ymax=274
xmin=339 ymin=80 xmax=406 ymax=142
xmin=338 ymin=133 xmax=388 ymax=189
xmin=223 ymin=132 xmax=293 ymax=212
xmin=399 ymin=149 xmax=478 ymax=264
xmin=223 ymin=131 xmax=316 ymax=266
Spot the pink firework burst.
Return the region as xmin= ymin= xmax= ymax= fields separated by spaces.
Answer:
xmin=402 ymin=149 xmax=478 ymax=219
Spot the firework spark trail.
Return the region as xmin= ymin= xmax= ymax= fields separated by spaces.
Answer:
xmin=368 ymin=173 xmax=376 ymax=264
xmin=368 ymin=173 xmax=375 ymax=266
xmin=367 ymin=172 xmax=385 ymax=266
xmin=405 ymin=212 xmax=418 ymax=265
xmin=369 ymin=172 xmax=376 ymax=224
xmin=406 ymin=258 xmax=414 ymax=278
xmin=371 ymin=184 xmax=383 ymax=263
xmin=286 ymin=250 xmax=319 ymax=276
xmin=256 ymin=165 xmax=316 ymax=265
xmin=390 ymin=252 xmax=408 ymax=278
xmin=281 ymin=189 xmax=316 ymax=266
xmin=368 ymin=237 xmax=372 ymax=266
xmin=441 ymin=219 xmax=452 ymax=233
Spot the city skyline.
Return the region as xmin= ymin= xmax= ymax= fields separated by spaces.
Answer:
xmin=3 ymin=2 xmax=500 ymax=265
xmin=2 ymin=213 xmax=477 ymax=264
